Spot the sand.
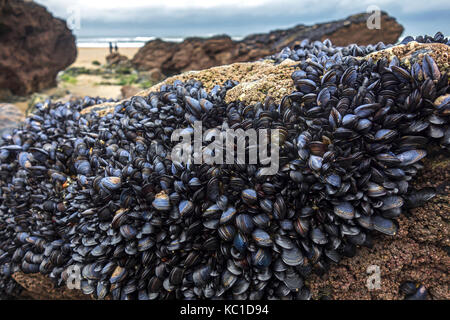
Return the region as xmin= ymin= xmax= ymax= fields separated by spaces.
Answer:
xmin=72 ymin=47 xmax=140 ymax=68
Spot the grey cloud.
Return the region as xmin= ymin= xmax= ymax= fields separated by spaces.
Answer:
xmin=35 ymin=0 xmax=449 ymax=38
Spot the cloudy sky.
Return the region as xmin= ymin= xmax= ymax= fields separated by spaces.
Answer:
xmin=35 ymin=0 xmax=449 ymax=39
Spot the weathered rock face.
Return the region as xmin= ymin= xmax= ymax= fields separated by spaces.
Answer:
xmin=0 ymin=0 xmax=77 ymax=95
xmin=132 ymin=12 xmax=403 ymax=75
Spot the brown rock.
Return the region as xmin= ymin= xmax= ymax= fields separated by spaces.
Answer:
xmin=132 ymin=12 xmax=403 ymax=75
xmin=121 ymin=85 xmax=141 ymax=99
xmin=12 ymin=272 xmax=90 ymax=300
xmin=0 ymin=0 xmax=77 ymax=95
xmin=0 ymin=88 xmax=12 ymax=100
xmin=131 ymin=38 xmax=177 ymax=72
xmin=106 ymin=52 xmax=131 ymax=68
xmin=318 ymin=14 xmax=403 ymax=47
xmin=140 ymin=68 xmax=164 ymax=82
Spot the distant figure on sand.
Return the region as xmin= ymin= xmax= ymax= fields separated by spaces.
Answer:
xmin=115 ymin=43 xmax=118 ymax=52
xmin=109 ymin=42 xmax=113 ymax=54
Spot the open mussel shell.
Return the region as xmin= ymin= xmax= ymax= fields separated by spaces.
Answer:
xmin=325 ymin=173 xmax=341 ymax=188
xmin=397 ymin=149 xmax=426 ymax=166
xmin=366 ymin=182 xmax=387 ymax=197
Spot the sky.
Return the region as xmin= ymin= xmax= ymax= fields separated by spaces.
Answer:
xmin=34 ymin=0 xmax=450 ymax=39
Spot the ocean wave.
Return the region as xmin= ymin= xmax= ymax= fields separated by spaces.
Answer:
xmin=76 ymin=36 xmax=245 ymax=47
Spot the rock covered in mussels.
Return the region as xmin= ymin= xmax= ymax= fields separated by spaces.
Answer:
xmin=0 ymin=34 xmax=448 ymax=300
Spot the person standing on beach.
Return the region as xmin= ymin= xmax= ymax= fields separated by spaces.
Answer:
xmin=114 ymin=42 xmax=118 ymax=53
xmin=109 ymin=42 xmax=113 ymax=54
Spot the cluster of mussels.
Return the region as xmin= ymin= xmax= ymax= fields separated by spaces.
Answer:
xmin=0 ymin=34 xmax=449 ymax=300
xmin=271 ymin=32 xmax=449 ymax=63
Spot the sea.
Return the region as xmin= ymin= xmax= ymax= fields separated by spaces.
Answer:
xmin=76 ymin=36 xmax=245 ymax=48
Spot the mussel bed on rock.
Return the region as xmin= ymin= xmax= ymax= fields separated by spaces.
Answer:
xmin=0 ymin=33 xmax=449 ymax=300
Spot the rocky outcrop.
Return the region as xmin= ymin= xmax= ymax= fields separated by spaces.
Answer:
xmin=12 ymin=42 xmax=450 ymax=300
xmin=0 ymin=0 xmax=77 ymax=95
xmin=132 ymin=12 xmax=403 ymax=75
xmin=106 ymin=52 xmax=131 ymax=68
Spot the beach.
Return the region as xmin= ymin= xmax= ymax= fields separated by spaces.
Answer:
xmin=12 ymin=47 xmax=142 ymax=113
xmin=72 ymin=47 xmax=140 ymax=68
xmin=53 ymin=46 xmax=141 ymax=98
